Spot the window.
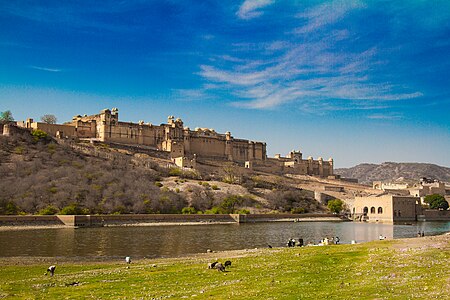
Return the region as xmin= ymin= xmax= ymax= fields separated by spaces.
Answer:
xmin=363 ymin=207 xmax=368 ymax=214
xmin=370 ymin=207 xmax=375 ymax=214
xmin=378 ymin=207 xmax=383 ymax=214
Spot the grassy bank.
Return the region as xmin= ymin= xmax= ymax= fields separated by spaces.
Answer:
xmin=1 ymin=235 xmax=448 ymax=299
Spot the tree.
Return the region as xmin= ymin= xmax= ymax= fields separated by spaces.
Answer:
xmin=424 ymin=194 xmax=449 ymax=210
xmin=327 ymin=199 xmax=344 ymax=214
xmin=40 ymin=114 xmax=57 ymax=124
xmin=0 ymin=110 xmax=14 ymax=124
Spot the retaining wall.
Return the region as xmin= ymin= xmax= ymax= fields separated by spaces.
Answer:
xmin=0 ymin=213 xmax=340 ymax=227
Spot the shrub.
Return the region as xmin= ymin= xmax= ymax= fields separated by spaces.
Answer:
xmin=237 ymin=209 xmax=250 ymax=214
xmin=291 ymin=207 xmax=306 ymax=214
xmin=155 ymin=181 xmax=163 ymax=187
xmin=168 ymin=167 xmax=182 ymax=176
xmin=327 ymin=199 xmax=344 ymax=213
xmin=59 ymin=203 xmax=88 ymax=215
xmin=181 ymin=206 xmax=197 ymax=214
xmin=0 ymin=200 xmax=20 ymax=215
xmin=38 ymin=205 xmax=59 ymax=215
xmin=31 ymin=129 xmax=48 ymax=142
xmin=211 ymin=185 xmax=220 ymax=190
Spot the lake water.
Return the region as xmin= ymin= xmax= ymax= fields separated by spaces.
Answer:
xmin=1 ymin=221 xmax=449 ymax=259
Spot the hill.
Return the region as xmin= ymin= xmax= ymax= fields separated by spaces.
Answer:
xmin=335 ymin=162 xmax=450 ymax=185
xmin=0 ymin=128 xmax=322 ymax=215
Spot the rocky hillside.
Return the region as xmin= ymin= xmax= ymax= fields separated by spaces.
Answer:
xmin=335 ymin=162 xmax=450 ymax=185
xmin=0 ymin=129 xmax=321 ymax=215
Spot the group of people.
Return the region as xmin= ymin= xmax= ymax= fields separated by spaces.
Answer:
xmin=286 ymin=238 xmax=304 ymax=247
xmin=318 ymin=236 xmax=340 ymax=246
xmin=286 ymin=236 xmax=341 ymax=247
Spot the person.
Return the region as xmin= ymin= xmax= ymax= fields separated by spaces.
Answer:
xmin=335 ymin=236 xmax=340 ymax=244
xmin=421 ymin=231 xmax=425 ymax=237
xmin=297 ymin=238 xmax=304 ymax=247
xmin=45 ymin=265 xmax=56 ymax=276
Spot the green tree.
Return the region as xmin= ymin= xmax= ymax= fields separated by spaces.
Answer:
xmin=424 ymin=194 xmax=449 ymax=210
xmin=0 ymin=110 xmax=14 ymax=124
xmin=40 ymin=114 xmax=57 ymax=124
xmin=327 ymin=199 xmax=344 ymax=214
xmin=221 ymin=195 xmax=244 ymax=213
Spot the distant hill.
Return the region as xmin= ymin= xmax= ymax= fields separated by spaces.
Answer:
xmin=335 ymin=162 xmax=450 ymax=185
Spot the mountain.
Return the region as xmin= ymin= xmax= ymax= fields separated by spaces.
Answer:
xmin=335 ymin=162 xmax=450 ymax=185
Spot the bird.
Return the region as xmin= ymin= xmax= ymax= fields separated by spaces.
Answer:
xmin=125 ymin=256 xmax=131 ymax=264
xmin=224 ymin=260 xmax=232 ymax=268
xmin=45 ymin=265 xmax=56 ymax=276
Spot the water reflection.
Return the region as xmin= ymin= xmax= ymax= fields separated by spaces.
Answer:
xmin=0 ymin=221 xmax=448 ymax=258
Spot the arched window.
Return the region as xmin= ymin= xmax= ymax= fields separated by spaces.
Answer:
xmin=363 ymin=207 xmax=368 ymax=214
xmin=370 ymin=207 xmax=376 ymax=214
xmin=378 ymin=207 xmax=383 ymax=214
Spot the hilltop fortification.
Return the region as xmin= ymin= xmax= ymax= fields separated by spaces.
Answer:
xmin=9 ymin=108 xmax=333 ymax=177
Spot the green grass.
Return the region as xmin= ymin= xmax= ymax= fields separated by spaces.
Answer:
xmin=1 ymin=238 xmax=448 ymax=299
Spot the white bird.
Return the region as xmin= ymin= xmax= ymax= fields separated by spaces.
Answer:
xmin=125 ymin=256 xmax=131 ymax=264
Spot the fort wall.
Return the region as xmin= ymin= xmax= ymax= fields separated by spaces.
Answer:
xmin=16 ymin=107 xmax=332 ymax=177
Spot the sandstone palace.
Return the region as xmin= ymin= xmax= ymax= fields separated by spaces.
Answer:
xmin=13 ymin=108 xmax=334 ymax=177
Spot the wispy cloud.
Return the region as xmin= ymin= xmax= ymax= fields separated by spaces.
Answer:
xmin=367 ymin=113 xmax=403 ymax=120
xmin=236 ymin=0 xmax=275 ymax=20
xmin=29 ymin=65 xmax=62 ymax=72
xmin=294 ymin=0 xmax=365 ymax=34
xmin=192 ymin=1 xmax=423 ymax=112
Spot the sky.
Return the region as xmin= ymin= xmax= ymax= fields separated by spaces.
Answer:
xmin=1 ymin=0 xmax=449 ymax=168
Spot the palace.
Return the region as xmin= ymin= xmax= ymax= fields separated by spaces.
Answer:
xmin=11 ymin=108 xmax=333 ymax=177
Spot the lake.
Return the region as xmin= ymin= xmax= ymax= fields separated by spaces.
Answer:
xmin=1 ymin=221 xmax=449 ymax=259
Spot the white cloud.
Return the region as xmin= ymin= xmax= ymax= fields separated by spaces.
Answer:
xmin=29 ymin=65 xmax=62 ymax=72
xmin=295 ymin=0 xmax=365 ymax=34
xmin=236 ymin=0 xmax=275 ymax=20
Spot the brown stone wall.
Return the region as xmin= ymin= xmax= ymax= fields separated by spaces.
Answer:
xmin=32 ymin=123 xmax=77 ymax=138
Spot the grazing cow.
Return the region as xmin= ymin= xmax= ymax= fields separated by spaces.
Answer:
xmin=208 ymin=261 xmax=218 ymax=269
xmin=224 ymin=260 xmax=232 ymax=268
xmin=214 ymin=262 xmax=225 ymax=272
xmin=45 ymin=265 xmax=56 ymax=276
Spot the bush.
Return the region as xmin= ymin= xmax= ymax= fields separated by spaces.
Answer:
xmin=59 ymin=203 xmax=88 ymax=215
xmin=291 ymin=207 xmax=306 ymax=214
xmin=237 ymin=209 xmax=250 ymax=214
xmin=31 ymin=129 xmax=48 ymax=142
xmin=181 ymin=206 xmax=197 ymax=214
xmin=327 ymin=199 xmax=344 ymax=213
xmin=211 ymin=185 xmax=220 ymax=190
xmin=168 ymin=167 xmax=182 ymax=176
xmin=155 ymin=181 xmax=163 ymax=187
xmin=38 ymin=205 xmax=59 ymax=215
xmin=0 ymin=200 xmax=20 ymax=215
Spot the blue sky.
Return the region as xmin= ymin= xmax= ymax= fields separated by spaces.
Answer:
xmin=1 ymin=0 xmax=449 ymax=168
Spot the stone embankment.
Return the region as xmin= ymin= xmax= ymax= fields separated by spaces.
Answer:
xmin=0 ymin=213 xmax=342 ymax=228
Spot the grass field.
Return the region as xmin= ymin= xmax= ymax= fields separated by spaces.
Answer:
xmin=1 ymin=234 xmax=449 ymax=299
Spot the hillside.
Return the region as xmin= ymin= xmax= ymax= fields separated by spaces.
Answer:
xmin=0 ymin=129 xmax=323 ymax=215
xmin=335 ymin=162 xmax=450 ymax=184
